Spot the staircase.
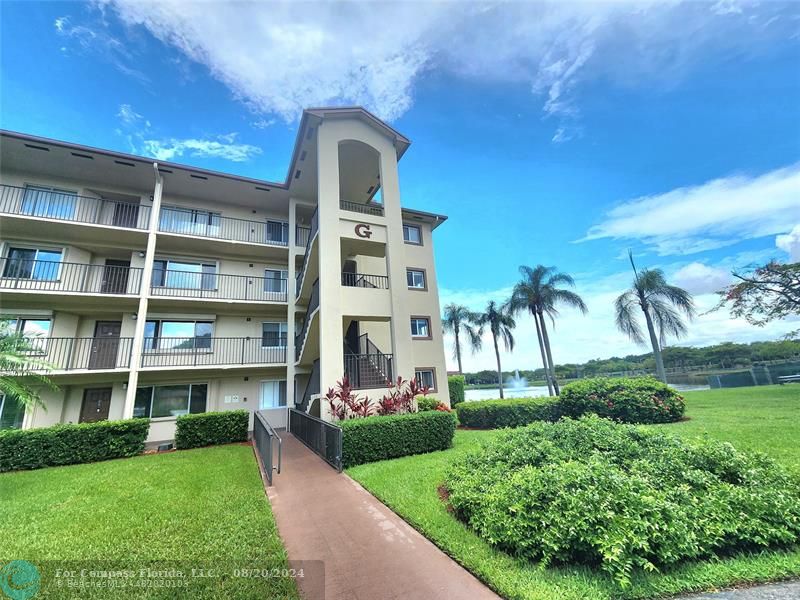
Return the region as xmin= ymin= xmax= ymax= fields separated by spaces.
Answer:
xmin=296 ymin=359 xmax=320 ymax=412
xmin=344 ymin=334 xmax=393 ymax=389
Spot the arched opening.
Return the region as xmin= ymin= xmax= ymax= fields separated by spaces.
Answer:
xmin=338 ymin=140 xmax=383 ymax=215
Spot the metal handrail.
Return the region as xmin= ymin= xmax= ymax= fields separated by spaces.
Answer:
xmin=295 ymin=206 xmax=319 ymax=297
xmin=296 ymin=225 xmax=311 ymax=247
xmin=340 ymin=199 xmax=384 ymax=216
xmin=0 ymin=337 xmax=135 ymax=372
xmin=141 ymin=336 xmax=287 ymax=367
xmin=341 ymin=272 xmax=389 ymax=289
xmin=159 ymin=206 xmax=289 ymax=246
xmin=0 ymin=258 xmax=143 ymax=295
xmin=295 ymin=279 xmax=319 ymax=360
xmin=289 ymin=408 xmax=342 ymax=471
xmin=151 ymin=268 xmax=288 ymax=302
xmin=254 ymin=410 xmax=282 ymax=485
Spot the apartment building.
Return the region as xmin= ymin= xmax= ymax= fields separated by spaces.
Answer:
xmin=0 ymin=107 xmax=449 ymax=443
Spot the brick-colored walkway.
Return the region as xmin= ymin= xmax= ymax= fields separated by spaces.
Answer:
xmin=265 ymin=433 xmax=500 ymax=600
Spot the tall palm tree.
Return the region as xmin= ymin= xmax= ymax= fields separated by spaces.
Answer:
xmin=441 ymin=303 xmax=482 ymax=374
xmin=0 ymin=320 xmax=58 ymax=415
xmin=614 ymin=252 xmax=696 ymax=383
xmin=474 ymin=301 xmax=516 ymax=398
xmin=509 ymin=265 xmax=587 ymax=396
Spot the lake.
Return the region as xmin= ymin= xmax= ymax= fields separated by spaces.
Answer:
xmin=464 ymin=383 xmax=710 ymax=402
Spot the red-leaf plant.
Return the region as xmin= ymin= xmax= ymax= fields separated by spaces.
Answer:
xmin=324 ymin=375 xmax=373 ymax=420
xmin=377 ymin=376 xmax=430 ymax=416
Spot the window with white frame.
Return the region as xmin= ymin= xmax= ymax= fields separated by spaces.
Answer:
xmin=264 ymin=269 xmax=288 ymax=294
xmin=266 ymin=220 xmax=289 ymax=244
xmin=410 ymin=317 xmax=431 ymax=338
xmin=262 ymin=322 xmax=288 ymax=347
xmin=144 ymin=320 xmax=213 ymax=350
xmin=152 ymin=259 xmax=216 ymax=290
xmin=403 ymin=224 xmax=421 ymax=244
xmin=406 ymin=269 xmax=426 ymax=289
xmin=415 ymin=369 xmax=436 ymax=391
xmin=0 ymin=394 xmax=25 ymax=430
xmin=259 ymin=380 xmax=287 ymax=409
xmin=2 ymin=247 xmax=62 ymax=280
xmin=21 ymin=185 xmax=77 ymax=219
xmin=133 ymin=383 xmax=207 ymax=418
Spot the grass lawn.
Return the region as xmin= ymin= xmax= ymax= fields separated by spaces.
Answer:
xmin=0 ymin=444 xmax=300 ymax=599
xmin=347 ymin=385 xmax=800 ymax=600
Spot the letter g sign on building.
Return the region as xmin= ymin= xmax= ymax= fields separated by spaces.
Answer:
xmin=354 ymin=224 xmax=372 ymax=239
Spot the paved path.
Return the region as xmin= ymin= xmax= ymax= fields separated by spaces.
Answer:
xmin=265 ymin=433 xmax=500 ymax=600
xmin=675 ymin=581 xmax=800 ymax=600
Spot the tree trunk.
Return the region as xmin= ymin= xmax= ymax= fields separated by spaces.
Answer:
xmin=538 ymin=310 xmax=560 ymax=395
xmin=453 ymin=325 xmax=463 ymax=374
xmin=534 ymin=313 xmax=554 ymax=396
xmin=493 ymin=332 xmax=504 ymax=399
xmin=642 ymin=304 xmax=667 ymax=383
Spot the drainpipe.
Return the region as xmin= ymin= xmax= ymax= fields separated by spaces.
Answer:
xmin=122 ymin=163 xmax=163 ymax=418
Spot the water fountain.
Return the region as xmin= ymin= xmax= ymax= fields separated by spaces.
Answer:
xmin=505 ymin=369 xmax=528 ymax=390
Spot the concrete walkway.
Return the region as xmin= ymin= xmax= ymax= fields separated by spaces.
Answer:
xmin=265 ymin=433 xmax=500 ymax=600
xmin=676 ymin=581 xmax=800 ymax=600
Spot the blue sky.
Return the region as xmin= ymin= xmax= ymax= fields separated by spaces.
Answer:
xmin=2 ymin=1 xmax=799 ymax=371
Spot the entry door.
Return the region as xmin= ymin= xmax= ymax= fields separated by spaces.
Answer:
xmin=101 ymin=260 xmax=131 ymax=294
xmin=79 ymin=387 xmax=112 ymax=423
xmin=112 ymin=202 xmax=139 ymax=228
xmin=89 ymin=321 xmax=122 ymax=369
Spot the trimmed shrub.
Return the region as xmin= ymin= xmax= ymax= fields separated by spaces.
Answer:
xmin=417 ymin=396 xmax=441 ymax=411
xmin=0 ymin=419 xmax=150 ymax=472
xmin=342 ymin=410 xmax=455 ymax=468
xmin=559 ymin=376 xmax=685 ymax=423
xmin=448 ymin=375 xmax=466 ymax=407
xmin=445 ymin=416 xmax=800 ymax=586
xmin=175 ymin=410 xmax=249 ymax=450
xmin=456 ymin=397 xmax=560 ymax=429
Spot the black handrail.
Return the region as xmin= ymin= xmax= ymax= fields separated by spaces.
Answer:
xmin=289 ymin=408 xmax=342 ymax=471
xmin=141 ymin=336 xmax=287 ymax=368
xmin=151 ymin=269 xmax=287 ymax=302
xmin=0 ymin=337 xmax=134 ymax=372
xmin=297 ymin=359 xmax=320 ymax=412
xmin=159 ymin=206 xmax=289 ymax=246
xmin=344 ymin=333 xmax=393 ymax=389
xmin=0 ymin=184 xmax=151 ymax=230
xmin=295 ymin=279 xmax=319 ymax=361
xmin=295 ymin=206 xmax=319 ymax=297
xmin=253 ymin=410 xmax=282 ymax=486
xmin=341 ymin=272 xmax=389 ymax=289
xmin=0 ymin=258 xmax=142 ymax=295
xmin=340 ymin=199 xmax=384 ymax=217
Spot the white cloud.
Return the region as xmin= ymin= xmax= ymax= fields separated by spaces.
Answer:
xmin=140 ymin=136 xmax=262 ymax=163
xmin=776 ymin=224 xmax=800 ymax=261
xmin=116 ymin=103 xmax=150 ymax=128
xmin=580 ymin=163 xmax=800 ymax=256
xmin=87 ymin=0 xmax=792 ymax=139
xmin=672 ymin=262 xmax=732 ymax=295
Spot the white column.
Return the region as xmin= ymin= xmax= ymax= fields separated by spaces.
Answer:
xmin=286 ymin=197 xmax=298 ymax=409
xmin=122 ymin=165 xmax=163 ymax=418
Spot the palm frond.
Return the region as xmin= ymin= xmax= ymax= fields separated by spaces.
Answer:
xmin=615 ymin=290 xmax=646 ymax=345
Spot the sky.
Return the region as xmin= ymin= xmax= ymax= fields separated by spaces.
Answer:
xmin=1 ymin=0 xmax=799 ymax=373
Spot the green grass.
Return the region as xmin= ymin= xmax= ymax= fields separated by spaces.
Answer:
xmin=348 ymin=385 xmax=800 ymax=600
xmin=0 ymin=444 xmax=300 ymax=599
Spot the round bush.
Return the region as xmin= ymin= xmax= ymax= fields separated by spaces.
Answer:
xmin=445 ymin=416 xmax=800 ymax=585
xmin=559 ymin=376 xmax=685 ymax=423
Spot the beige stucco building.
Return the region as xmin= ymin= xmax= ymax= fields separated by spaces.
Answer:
xmin=0 ymin=107 xmax=449 ymax=443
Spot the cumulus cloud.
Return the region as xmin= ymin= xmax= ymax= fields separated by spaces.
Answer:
xmin=776 ymin=224 xmax=800 ymax=261
xmin=580 ymin=163 xmax=800 ymax=256
xmin=672 ymin=262 xmax=732 ymax=295
xmin=81 ymin=0 xmax=794 ymax=139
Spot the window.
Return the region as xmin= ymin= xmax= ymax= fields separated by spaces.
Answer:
xmin=21 ymin=185 xmax=77 ymax=219
xmin=0 ymin=394 xmax=25 ymax=430
xmin=3 ymin=247 xmax=62 ymax=280
xmin=406 ymin=269 xmax=426 ymax=290
xmin=160 ymin=206 xmax=221 ymax=237
xmin=264 ymin=269 xmax=288 ymax=294
xmin=262 ymin=322 xmax=288 ymax=347
xmin=144 ymin=320 xmax=213 ymax=350
xmin=410 ymin=317 xmax=431 ymax=339
xmin=152 ymin=259 xmax=216 ymax=290
xmin=133 ymin=383 xmax=207 ymax=418
xmin=259 ymin=380 xmax=287 ymax=409
xmin=7 ymin=318 xmax=52 ymax=339
xmin=266 ymin=220 xmax=289 ymax=245
xmin=403 ymin=224 xmax=421 ymax=244
xmin=415 ymin=369 xmax=436 ymax=391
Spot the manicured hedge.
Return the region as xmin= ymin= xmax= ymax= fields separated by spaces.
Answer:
xmin=456 ymin=397 xmax=560 ymax=429
xmin=559 ymin=376 xmax=685 ymax=424
xmin=0 ymin=419 xmax=150 ymax=472
xmin=175 ymin=410 xmax=249 ymax=450
xmin=416 ymin=396 xmax=440 ymax=411
xmin=446 ymin=416 xmax=800 ymax=586
xmin=448 ymin=375 xmax=465 ymax=406
xmin=342 ymin=411 xmax=455 ymax=468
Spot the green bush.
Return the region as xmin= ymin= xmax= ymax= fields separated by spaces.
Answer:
xmin=417 ymin=396 xmax=440 ymax=411
xmin=342 ymin=410 xmax=455 ymax=468
xmin=445 ymin=416 xmax=800 ymax=586
xmin=559 ymin=376 xmax=685 ymax=423
xmin=456 ymin=397 xmax=560 ymax=428
xmin=0 ymin=419 xmax=150 ymax=472
xmin=448 ymin=375 xmax=465 ymax=406
xmin=175 ymin=410 xmax=249 ymax=450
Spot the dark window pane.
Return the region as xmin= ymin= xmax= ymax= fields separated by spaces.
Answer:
xmin=189 ymin=384 xmax=207 ymax=414
xmin=144 ymin=321 xmax=157 ymax=349
xmin=133 ymin=387 xmax=152 ymax=418
xmin=152 ymin=385 xmax=190 ymax=418
xmin=0 ymin=395 xmax=25 ymax=429
xmin=4 ymin=248 xmax=36 ymax=278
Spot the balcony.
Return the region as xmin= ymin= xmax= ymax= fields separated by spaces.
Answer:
xmin=296 ymin=224 xmax=311 ymax=247
xmin=3 ymin=337 xmax=134 ymax=373
xmin=150 ymin=269 xmax=287 ymax=303
xmin=158 ymin=207 xmax=288 ymax=247
xmin=340 ymin=199 xmax=384 ymax=217
xmin=140 ymin=336 xmax=287 ymax=369
xmin=0 ymin=258 xmax=142 ymax=296
xmin=341 ymin=272 xmax=389 ymax=289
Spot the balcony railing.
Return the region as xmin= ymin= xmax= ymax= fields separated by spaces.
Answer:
xmin=295 ymin=207 xmax=319 ymax=297
xmin=296 ymin=225 xmax=311 ymax=247
xmin=159 ymin=206 xmax=289 ymax=246
xmin=344 ymin=352 xmax=394 ymax=389
xmin=341 ymin=272 xmax=389 ymax=289
xmin=151 ymin=269 xmax=287 ymax=302
xmin=1 ymin=337 xmax=134 ymax=372
xmin=0 ymin=259 xmax=142 ymax=295
xmin=340 ymin=199 xmax=384 ymax=217
xmin=141 ymin=336 xmax=287 ymax=368
xmin=295 ymin=279 xmax=319 ymax=361
xmin=0 ymin=184 xmax=151 ymax=230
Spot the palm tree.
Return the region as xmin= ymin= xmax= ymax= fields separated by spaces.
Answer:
xmin=614 ymin=251 xmax=696 ymax=383
xmin=441 ymin=303 xmax=482 ymax=374
xmin=0 ymin=320 xmax=58 ymax=414
xmin=474 ymin=301 xmax=516 ymax=398
xmin=509 ymin=265 xmax=587 ymax=396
